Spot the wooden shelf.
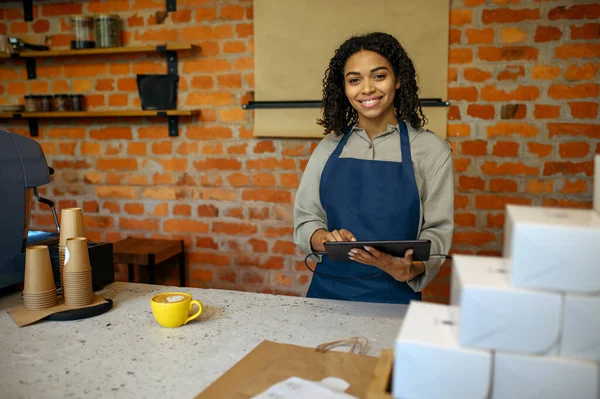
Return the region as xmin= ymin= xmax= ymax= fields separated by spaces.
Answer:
xmin=0 ymin=110 xmax=200 ymax=137
xmin=15 ymin=44 xmax=198 ymax=58
xmin=18 ymin=110 xmax=200 ymax=118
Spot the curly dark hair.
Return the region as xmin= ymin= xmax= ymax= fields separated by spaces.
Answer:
xmin=318 ymin=32 xmax=426 ymax=136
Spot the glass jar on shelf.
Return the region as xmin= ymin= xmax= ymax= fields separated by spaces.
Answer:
xmin=94 ymin=15 xmax=122 ymax=48
xmin=70 ymin=16 xmax=95 ymax=49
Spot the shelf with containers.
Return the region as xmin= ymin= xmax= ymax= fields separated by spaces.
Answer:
xmin=1 ymin=6 xmax=198 ymax=137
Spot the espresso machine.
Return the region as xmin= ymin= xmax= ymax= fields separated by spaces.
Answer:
xmin=0 ymin=129 xmax=114 ymax=291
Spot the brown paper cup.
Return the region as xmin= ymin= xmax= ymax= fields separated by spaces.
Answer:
xmin=59 ymin=208 xmax=85 ymax=247
xmin=23 ymin=246 xmax=56 ymax=294
xmin=64 ymin=237 xmax=91 ymax=273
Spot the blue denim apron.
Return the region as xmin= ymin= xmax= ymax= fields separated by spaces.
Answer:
xmin=306 ymin=120 xmax=422 ymax=304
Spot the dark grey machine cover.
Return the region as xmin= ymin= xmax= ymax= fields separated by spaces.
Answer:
xmin=0 ymin=130 xmax=50 ymax=288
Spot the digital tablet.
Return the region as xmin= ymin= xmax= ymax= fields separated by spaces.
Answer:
xmin=324 ymin=239 xmax=431 ymax=262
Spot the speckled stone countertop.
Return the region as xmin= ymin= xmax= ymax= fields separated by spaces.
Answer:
xmin=0 ymin=282 xmax=407 ymax=399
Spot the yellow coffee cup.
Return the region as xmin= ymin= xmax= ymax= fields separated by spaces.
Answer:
xmin=150 ymin=292 xmax=203 ymax=328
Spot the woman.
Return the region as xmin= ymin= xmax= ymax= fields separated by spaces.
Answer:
xmin=293 ymin=32 xmax=454 ymax=304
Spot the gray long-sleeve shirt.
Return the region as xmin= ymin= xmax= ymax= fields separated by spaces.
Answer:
xmin=293 ymin=123 xmax=454 ymax=292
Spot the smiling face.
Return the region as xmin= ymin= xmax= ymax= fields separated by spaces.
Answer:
xmin=343 ymin=50 xmax=400 ymax=129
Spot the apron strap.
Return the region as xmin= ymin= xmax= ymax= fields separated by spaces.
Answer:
xmin=330 ymin=127 xmax=353 ymax=158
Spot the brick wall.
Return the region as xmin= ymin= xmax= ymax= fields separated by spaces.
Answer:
xmin=1 ymin=0 xmax=598 ymax=303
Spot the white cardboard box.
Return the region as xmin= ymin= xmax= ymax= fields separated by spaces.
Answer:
xmin=594 ymin=155 xmax=599 ymax=215
xmin=560 ymin=293 xmax=600 ymax=361
xmin=393 ymin=301 xmax=491 ymax=399
xmin=503 ymin=205 xmax=600 ymax=293
xmin=450 ymin=254 xmax=562 ymax=354
xmin=492 ymin=352 xmax=598 ymax=399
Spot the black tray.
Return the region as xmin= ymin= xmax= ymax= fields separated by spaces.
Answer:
xmin=45 ymin=299 xmax=113 ymax=321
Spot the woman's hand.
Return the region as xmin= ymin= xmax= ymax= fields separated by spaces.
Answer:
xmin=349 ymin=247 xmax=425 ymax=282
xmin=310 ymin=229 xmax=356 ymax=252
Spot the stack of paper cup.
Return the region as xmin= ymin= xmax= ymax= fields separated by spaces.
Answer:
xmin=59 ymin=208 xmax=85 ymax=291
xmin=23 ymin=246 xmax=58 ymax=310
xmin=63 ymin=237 xmax=93 ymax=307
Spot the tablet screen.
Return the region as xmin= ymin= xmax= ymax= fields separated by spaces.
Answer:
xmin=324 ymin=240 xmax=431 ymax=262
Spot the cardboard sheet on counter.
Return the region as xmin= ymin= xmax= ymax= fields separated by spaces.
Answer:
xmin=195 ymin=340 xmax=379 ymax=398
xmin=9 ymin=294 xmax=108 ymax=327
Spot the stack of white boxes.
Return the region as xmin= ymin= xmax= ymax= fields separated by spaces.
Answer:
xmin=393 ymin=155 xmax=600 ymax=399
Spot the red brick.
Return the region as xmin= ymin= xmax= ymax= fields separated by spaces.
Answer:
xmin=124 ymin=203 xmax=144 ymax=215
xmin=448 ymin=105 xmax=461 ymax=120
xmin=455 ymin=213 xmax=476 ymax=228
xmin=236 ymin=23 xmax=253 ymax=38
xmin=500 ymin=104 xmax=526 ymax=120
xmin=482 ymin=8 xmax=540 ymax=23
xmin=561 ymin=180 xmax=587 ymax=194
xmin=559 ymin=142 xmax=590 ymax=158
xmin=487 ymin=213 xmax=505 ymax=228
xmin=164 ymin=219 xmax=209 ymax=233
xmin=449 ymin=48 xmax=473 ymax=64
xmin=531 ymin=65 xmax=561 ymax=80
xmin=254 ymin=141 xmax=276 ymax=154
xmin=548 ymin=4 xmax=600 ymax=20
xmin=189 ymin=251 xmax=230 ymax=267
xmin=461 ymin=141 xmax=487 ymax=156
xmin=449 ymin=29 xmax=461 ymax=45
xmin=253 ymin=173 xmax=276 ymax=187
xmin=448 ymin=87 xmax=478 ymax=101
xmin=464 ymin=67 xmax=493 ymax=82
xmin=455 ymin=195 xmax=470 ymax=209
xmin=487 ymin=123 xmax=538 ymax=138
xmin=187 ymin=126 xmax=233 ymax=140
xmin=246 ymin=158 xmax=296 ymax=170
xmin=242 ymin=189 xmax=292 ymax=203
xmin=493 ymin=141 xmax=520 ymax=157
xmin=543 ymin=161 xmax=594 ymax=176
xmin=534 ymin=26 xmax=562 ymax=42
xmin=571 ymin=23 xmax=600 ymax=40
xmin=454 ymin=158 xmax=471 ymax=173
xmin=501 ymin=27 xmax=527 ymax=43
xmin=475 ymin=195 xmax=531 ymax=209
xmin=459 ymin=176 xmax=485 ymax=191
xmin=549 ymin=84 xmax=599 ymax=99
xmin=453 ymin=231 xmax=496 ymax=246
xmin=465 ymin=28 xmax=495 ymax=44
xmin=479 ymin=46 xmax=539 ymax=61
xmin=498 ymin=65 xmax=525 ymax=81
xmin=451 ymin=9 xmax=472 ymax=26
xmin=41 ymin=2 xmax=83 ymax=16
xmin=481 ymin=161 xmax=539 ymax=175
xmin=527 ymin=142 xmax=554 ymax=157
xmin=569 ymin=102 xmax=598 ymax=119
xmin=481 ymin=85 xmax=540 ymax=101
xmin=193 ymin=158 xmax=241 ymax=171
xmin=196 ymin=204 xmax=218 ymax=217
xmin=490 ymin=178 xmax=519 ymax=193
xmin=534 ymin=104 xmax=560 ymax=119
xmin=448 ymin=68 xmax=458 ymax=82
xmin=467 ymin=104 xmax=495 ymax=119
xmin=548 ymin=124 xmax=600 ymax=139
xmin=565 ymin=64 xmax=599 ymax=81
xmin=541 ymin=199 xmax=592 ymax=209
xmin=555 ymin=44 xmax=600 ymax=59
xmin=448 ymin=124 xmax=471 ymax=138
xmin=526 ymin=180 xmax=553 ymax=194
xmin=97 ymin=158 xmax=137 ymax=171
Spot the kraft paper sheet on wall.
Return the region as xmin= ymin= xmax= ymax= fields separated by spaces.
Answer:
xmin=253 ymin=0 xmax=450 ymax=139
